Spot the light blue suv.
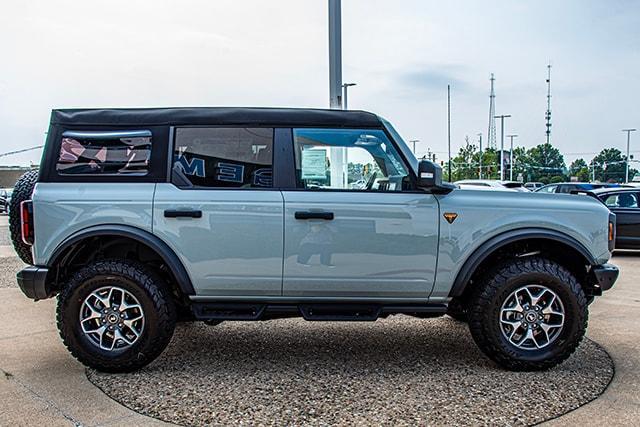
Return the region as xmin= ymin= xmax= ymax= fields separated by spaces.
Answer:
xmin=12 ymin=107 xmax=618 ymax=372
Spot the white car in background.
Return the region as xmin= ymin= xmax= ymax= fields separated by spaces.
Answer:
xmin=454 ymin=179 xmax=530 ymax=192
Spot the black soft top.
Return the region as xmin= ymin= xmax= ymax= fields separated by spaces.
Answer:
xmin=51 ymin=107 xmax=382 ymax=128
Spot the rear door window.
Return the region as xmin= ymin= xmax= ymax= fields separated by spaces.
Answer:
xmin=57 ymin=130 xmax=151 ymax=176
xmin=173 ymin=127 xmax=273 ymax=188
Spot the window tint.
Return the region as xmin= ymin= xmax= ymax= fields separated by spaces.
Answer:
xmin=57 ymin=130 xmax=151 ymax=175
xmin=293 ymin=128 xmax=409 ymax=191
xmin=174 ymin=127 xmax=273 ymax=188
xmin=603 ymin=193 xmax=638 ymax=208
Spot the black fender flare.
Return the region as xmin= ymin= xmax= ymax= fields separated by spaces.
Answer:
xmin=47 ymin=224 xmax=195 ymax=295
xmin=448 ymin=228 xmax=597 ymax=298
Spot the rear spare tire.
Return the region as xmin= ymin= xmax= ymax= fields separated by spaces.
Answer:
xmin=9 ymin=169 xmax=38 ymax=264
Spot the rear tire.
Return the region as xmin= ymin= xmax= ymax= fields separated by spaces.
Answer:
xmin=57 ymin=259 xmax=177 ymax=372
xmin=446 ymin=298 xmax=468 ymax=322
xmin=9 ymin=170 xmax=38 ymax=264
xmin=468 ymin=257 xmax=588 ymax=371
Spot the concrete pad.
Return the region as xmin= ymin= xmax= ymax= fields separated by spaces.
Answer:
xmin=0 ymin=289 xmax=172 ymax=427
xmin=544 ymin=252 xmax=640 ymax=426
xmin=0 ymin=245 xmax=16 ymax=258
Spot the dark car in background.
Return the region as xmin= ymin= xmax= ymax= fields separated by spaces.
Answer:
xmin=536 ymin=182 xmax=623 ymax=194
xmin=593 ymin=187 xmax=640 ymax=249
xmin=0 ymin=188 xmax=12 ymax=214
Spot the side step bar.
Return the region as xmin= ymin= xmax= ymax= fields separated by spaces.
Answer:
xmin=191 ymin=302 xmax=447 ymax=322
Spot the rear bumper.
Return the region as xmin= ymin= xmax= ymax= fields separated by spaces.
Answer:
xmin=592 ymin=263 xmax=619 ymax=291
xmin=16 ymin=266 xmax=54 ymax=300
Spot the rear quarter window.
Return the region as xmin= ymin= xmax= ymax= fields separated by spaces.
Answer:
xmin=56 ymin=130 xmax=152 ymax=176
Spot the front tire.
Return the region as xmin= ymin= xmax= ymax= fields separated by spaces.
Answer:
xmin=468 ymin=257 xmax=588 ymax=371
xmin=57 ymin=260 xmax=176 ymax=372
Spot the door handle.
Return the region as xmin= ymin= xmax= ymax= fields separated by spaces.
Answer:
xmin=164 ymin=209 xmax=202 ymax=218
xmin=294 ymin=211 xmax=334 ymax=220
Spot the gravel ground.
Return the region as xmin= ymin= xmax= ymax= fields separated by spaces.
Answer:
xmin=0 ymin=257 xmax=24 ymax=288
xmin=88 ymin=317 xmax=613 ymax=426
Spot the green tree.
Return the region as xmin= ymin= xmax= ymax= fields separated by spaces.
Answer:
xmin=450 ymin=137 xmax=478 ymax=181
xmin=525 ymin=143 xmax=566 ymax=181
xmin=591 ymin=148 xmax=637 ymax=183
xmin=508 ymin=146 xmax=529 ymax=182
xmin=569 ymin=158 xmax=590 ymax=182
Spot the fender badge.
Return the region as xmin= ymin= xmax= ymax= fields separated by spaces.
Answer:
xmin=443 ymin=212 xmax=458 ymax=224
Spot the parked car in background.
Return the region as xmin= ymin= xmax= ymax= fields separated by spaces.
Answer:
xmin=0 ymin=188 xmax=12 ymax=214
xmin=524 ymin=182 xmax=544 ymax=190
xmin=536 ymin=182 xmax=623 ymax=194
xmin=454 ymin=179 xmax=530 ymax=192
xmin=593 ymin=187 xmax=640 ymax=249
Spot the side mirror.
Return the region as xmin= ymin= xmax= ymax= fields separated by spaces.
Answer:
xmin=418 ymin=160 xmax=442 ymax=187
xmin=417 ymin=160 xmax=455 ymax=194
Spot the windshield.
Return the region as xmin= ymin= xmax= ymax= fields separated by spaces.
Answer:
xmin=379 ymin=117 xmax=418 ymax=173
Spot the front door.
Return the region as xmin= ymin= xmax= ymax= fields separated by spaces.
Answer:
xmin=153 ymin=127 xmax=284 ymax=297
xmin=282 ymin=128 xmax=439 ymax=299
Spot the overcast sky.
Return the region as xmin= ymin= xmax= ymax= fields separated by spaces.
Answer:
xmin=1 ymin=0 xmax=639 ymax=166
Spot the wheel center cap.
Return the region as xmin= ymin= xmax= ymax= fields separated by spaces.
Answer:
xmin=525 ymin=311 xmax=537 ymax=323
xmin=107 ymin=313 xmax=119 ymax=324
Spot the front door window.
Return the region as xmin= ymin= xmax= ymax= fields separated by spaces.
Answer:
xmin=293 ymin=128 xmax=410 ymax=192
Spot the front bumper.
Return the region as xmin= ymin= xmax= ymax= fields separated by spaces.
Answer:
xmin=591 ymin=263 xmax=619 ymax=291
xmin=16 ymin=266 xmax=54 ymax=300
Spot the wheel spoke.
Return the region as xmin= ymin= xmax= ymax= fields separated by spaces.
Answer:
xmin=83 ymin=299 xmax=102 ymax=316
xmin=113 ymin=328 xmax=133 ymax=346
xmin=501 ymin=319 xmax=523 ymax=341
xmin=519 ymin=328 xmax=539 ymax=348
xmin=122 ymin=304 xmax=143 ymax=315
xmin=93 ymin=290 xmax=111 ymax=309
xmin=98 ymin=326 xmax=111 ymax=350
xmin=81 ymin=317 xmax=102 ymax=333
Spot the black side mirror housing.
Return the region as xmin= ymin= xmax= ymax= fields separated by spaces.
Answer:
xmin=417 ymin=160 xmax=455 ymax=194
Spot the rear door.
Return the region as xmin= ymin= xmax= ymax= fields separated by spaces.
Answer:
xmin=153 ymin=127 xmax=284 ymax=297
xmin=281 ymin=128 xmax=439 ymax=299
xmin=601 ymin=191 xmax=640 ymax=248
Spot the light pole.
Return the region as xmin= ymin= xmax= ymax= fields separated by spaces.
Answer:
xmin=342 ymin=83 xmax=356 ymax=110
xmin=409 ymin=140 xmax=419 ymax=156
xmin=328 ymin=0 xmax=347 ymax=188
xmin=477 ymin=133 xmax=483 ymax=179
xmin=447 ymin=84 xmax=452 ymax=182
xmin=328 ymin=0 xmax=342 ymax=109
xmin=507 ymin=134 xmax=518 ymax=181
xmin=494 ymin=114 xmax=511 ymax=180
xmin=623 ymin=129 xmax=637 ymax=183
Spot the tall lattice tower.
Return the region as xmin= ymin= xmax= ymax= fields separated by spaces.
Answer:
xmin=545 ymin=64 xmax=552 ymax=144
xmin=487 ymin=73 xmax=497 ymax=149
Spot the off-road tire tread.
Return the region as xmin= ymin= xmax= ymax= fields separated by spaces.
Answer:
xmin=8 ymin=170 xmax=39 ymax=264
xmin=468 ymin=257 xmax=588 ymax=371
xmin=446 ymin=298 xmax=468 ymax=322
xmin=56 ymin=259 xmax=176 ymax=372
